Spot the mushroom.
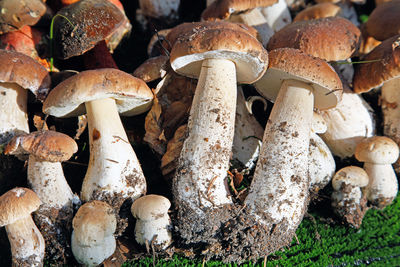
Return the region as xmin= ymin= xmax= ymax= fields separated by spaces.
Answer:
xmin=4 ymin=130 xmax=78 ymax=263
xmin=0 ymin=50 xmax=50 ymax=144
xmin=131 ymin=194 xmax=172 ymax=249
xmin=169 ymin=21 xmax=268 ymax=240
xmin=246 ymin=48 xmax=342 ymax=250
xmin=138 ymin=0 xmax=180 ymax=21
xmin=293 ymin=3 xmax=341 ymax=22
xmin=71 ymin=200 xmax=117 ymax=266
xmin=331 ymin=166 xmax=369 ymax=228
xmin=43 ymin=69 xmax=153 ymax=212
xmin=365 ymin=0 xmax=400 ymax=42
xmin=355 ymin=136 xmax=399 ymax=209
xmin=0 ymin=187 xmax=45 ymax=266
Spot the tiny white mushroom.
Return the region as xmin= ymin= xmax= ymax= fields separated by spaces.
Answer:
xmin=131 ymin=194 xmax=172 ymax=249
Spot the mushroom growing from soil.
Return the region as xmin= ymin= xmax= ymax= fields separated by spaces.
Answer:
xmin=331 ymin=166 xmax=369 ymax=228
xmin=355 ymin=136 xmax=399 ymax=209
xmin=169 ymin=21 xmax=268 ymax=241
xmin=131 ymin=194 xmax=172 ymax=250
xmin=43 ymin=69 xmax=153 ymax=215
xmin=0 ymin=49 xmax=50 ymax=144
xmin=0 ymin=187 xmax=45 ymax=266
xmin=71 ymin=200 xmax=117 ymax=266
xmin=4 ymin=130 xmax=78 ymax=263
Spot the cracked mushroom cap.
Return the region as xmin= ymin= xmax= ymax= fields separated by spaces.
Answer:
xmin=293 ymin=3 xmax=341 ymax=22
xmin=353 ymin=35 xmax=400 ymax=94
xmin=365 ymin=0 xmax=400 ymax=41
xmin=73 ymin=200 xmax=116 ymax=246
xmin=267 ymin=17 xmax=361 ymax=62
xmin=0 ymin=49 xmax=51 ymax=100
xmin=0 ymin=0 xmax=46 ymax=34
xmin=355 ymin=136 xmax=399 ymax=164
xmin=54 ymin=0 xmax=125 ymax=59
xmin=0 ymin=187 xmax=41 ymax=227
xmin=131 ymin=194 xmax=171 ymax=221
xmin=201 ymin=0 xmax=278 ymax=21
xmin=43 ymin=68 xmax=154 ymax=118
xmin=254 ymin=48 xmax=343 ymax=110
xmin=332 ymin=166 xmax=369 ymax=190
xmin=169 ymin=21 xmax=268 ymax=84
xmin=4 ymin=130 xmax=78 ymax=162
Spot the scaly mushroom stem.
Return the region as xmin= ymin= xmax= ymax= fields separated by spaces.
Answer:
xmin=0 ymin=82 xmax=28 ymax=144
xmin=81 ymin=98 xmax=146 ymax=204
xmin=245 ymin=79 xmax=313 ymax=229
xmin=28 ymin=155 xmax=75 ymax=208
xmin=173 ymin=58 xmax=235 ymax=213
xmin=6 ymin=216 xmax=45 ymax=267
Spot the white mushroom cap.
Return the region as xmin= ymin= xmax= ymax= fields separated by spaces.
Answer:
xmin=332 ymin=166 xmax=369 ymax=190
xmin=355 ymin=136 xmax=400 ymax=164
xmin=131 ymin=194 xmax=171 ymax=221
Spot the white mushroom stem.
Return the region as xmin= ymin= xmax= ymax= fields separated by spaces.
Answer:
xmin=28 ymin=155 xmax=75 ymax=208
xmin=81 ymin=98 xmax=146 ymax=202
xmin=245 ymin=79 xmax=313 ymax=228
xmin=174 ymin=58 xmax=235 ymax=212
xmin=135 ymin=216 xmax=172 ymax=248
xmin=259 ymin=0 xmax=292 ymax=31
xmin=6 ymin=216 xmax=45 ymax=266
xmin=0 ymin=82 xmax=28 ymax=144
xmin=363 ymin=162 xmax=398 ymax=206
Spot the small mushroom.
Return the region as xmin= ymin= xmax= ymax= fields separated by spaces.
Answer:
xmin=131 ymin=194 xmax=172 ymax=249
xmin=0 ymin=187 xmax=45 ymax=266
xmin=355 ymin=136 xmax=399 ymax=209
xmin=71 ymin=201 xmax=117 ymax=267
xmin=331 ymin=166 xmax=369 ymax=228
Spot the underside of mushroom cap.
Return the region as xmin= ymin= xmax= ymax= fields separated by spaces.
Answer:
xmin=267 ymin=17 xmax=361 ymax=62
xmin=353 ymin=35 xmax=400 ymax=94
xmin=170 ymin=22 xmax=268 ymax=84
xmin=4 ymin=131 xmax=78 ymax=162
xmin=0 ymin=188 xmax=41 ymax=227
xmin=254 ymin=48 xmax=342 ymax=110
xmin=43 ymin=68 xmax=154 ymax=118
xmin=54 ymin=0 xmax=125 ymax=59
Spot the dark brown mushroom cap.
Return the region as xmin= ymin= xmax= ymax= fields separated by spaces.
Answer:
xmin=169 ymin=21 xmax=268 ymax=84
xmin=54 ymin=0 xmax=125 ymax=59
xmin=353 ymin=35 xmax=400 ymax=94
xmin=4 ymin=130 xmax=78 ymax=162
xmin=0 ymin=187 xmax=41 ymax=226
xmin=43 ymin=68 xmax=154 ymax=118
xmin=254 ymin=48 xmax=343 ymax=110
xmin=133 ymin=55 xmax=170 ymax=83
xmin=366 ymin=0 xmax=400 ymax=41
xmin=267 ymin=17 xmax=361 ymax=61
xmin=201 ymin=0 xmax=278 ymax=21
xmin=0 ymin=49 xmax=51 ymax=100
xmin=0 ymin=0 xmax=46 ymax=34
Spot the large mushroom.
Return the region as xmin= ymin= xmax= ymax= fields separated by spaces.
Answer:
xmin=43 ymin=69 xmax=153 ymax=213
xmin=0 ymin=187 xmax=45 ymax=266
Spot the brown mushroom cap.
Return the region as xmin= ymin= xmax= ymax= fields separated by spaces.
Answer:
xmin=0 ymin=49 xmax=51 ymax=99
xmin=332 ymin=166 xmax=369 ymax=190
xmin=0 ymin=187 xmax=41 ymax=226
xmin=4 ymin=130 xmax=78 ymax=162
xmin=293 ymin=3 xmax=341 ymax=22
xmin=0 ymin=0 xmax=46 ymax=34
xmin=254 ymin=48 xmax=342 ymax=110
xmin=131 ymin=194 xmax=171 ymax=221
xmin=54 ymin=0 xmax=125 ymax=59
xmin=365 ymin=0 xmax=400 ymax=41
xmin=353 ymin=35 xmax=400 ymax=94
xmin=169 ymin=21 xmax=268 ymax=84
xmin=133 ymin=55 xmax=170 ymax=83
xmin=267 ymin=17 xmax=361 ymax=62
xmin=355 ymin=136 xmax=399 ymax=164
xmin=201 ymin=0 xmax=278 ymax=21
xmin=43 ymin=68 xmax=154 ymax=118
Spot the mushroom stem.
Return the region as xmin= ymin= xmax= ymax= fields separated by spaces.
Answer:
xmin=237 ymin=9 xmax=274 ymax=46
xmin=28 ymin=155 xmax=75 ymax=208
xmin=81 ymin=97 xmax=146 ymax=203
xmin=245 ymin=79 xmax=313 ymax=228
xmin=6 ymin=216 xmax=45 ymax=266
xmin=173 ymin=58 xmax=235 ymax=213
xmin=0 ymin=82 xmax=28 ymax=144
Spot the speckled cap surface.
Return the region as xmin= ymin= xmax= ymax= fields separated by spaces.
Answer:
xmin=332 ymin=166 xmax=369 ymax=190
xmin=131 ymin=194 xmax=171 ymax=221
xmin=355 ymin=136 xmax=399 ymax=164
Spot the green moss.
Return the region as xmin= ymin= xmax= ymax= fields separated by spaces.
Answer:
xmin=124 ymin=196 xmax=400 ymax=266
